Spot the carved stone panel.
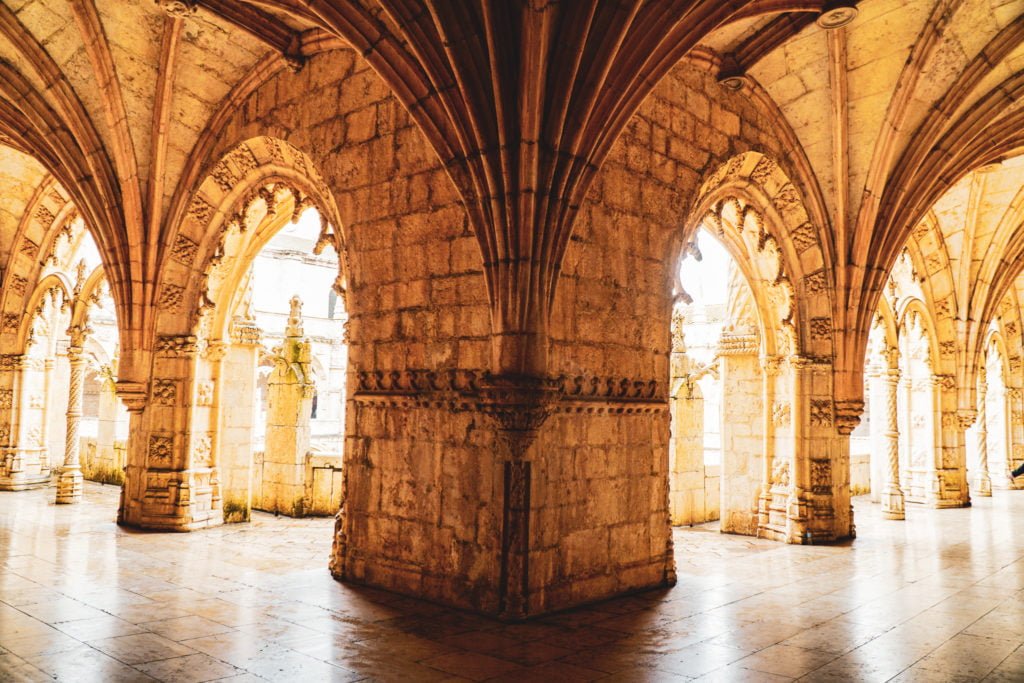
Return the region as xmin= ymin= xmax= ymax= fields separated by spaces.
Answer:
xmin=809 ymin=399 xmax=833 ymax=427
xmin=148 ymin=435 xmax=174 ymax=469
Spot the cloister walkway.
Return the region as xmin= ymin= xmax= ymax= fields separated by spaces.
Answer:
xmin=0 ymin=484 xmax=1022 ymax=681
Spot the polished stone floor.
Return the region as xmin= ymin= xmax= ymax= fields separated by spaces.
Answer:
xmin=0 ymin=483 xmax=1023 ymax=682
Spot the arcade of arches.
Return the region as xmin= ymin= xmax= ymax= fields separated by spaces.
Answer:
xmin=2 ymin=0 xmax=1024 ymax=661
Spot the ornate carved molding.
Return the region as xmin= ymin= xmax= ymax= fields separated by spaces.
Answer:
xmin=155 ymin=335 xmax=198 ymax=357
xmin=809 ymin=399 xmax=834 ymax=427
xmin=156 ymin=1 xmax=197 ymax=19
xmin=353 ymin=369 xmax=668 ymax=428
xmin=718 ymin=332 xmax=759 ymax=356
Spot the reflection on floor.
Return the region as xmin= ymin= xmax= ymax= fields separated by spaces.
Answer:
xmin=1 ymin=483 xmax=1023 ymax=681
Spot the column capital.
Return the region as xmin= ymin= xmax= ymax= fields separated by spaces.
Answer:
xmin=760 ymin=354 xmax=785 ymax=376
xmin=956 ymin=409 xmax=977 ymax=431
xmin=115 ymin=380 xmax=148 ymax=413
xmin=834 ymin=399 xmax=864 ymax=435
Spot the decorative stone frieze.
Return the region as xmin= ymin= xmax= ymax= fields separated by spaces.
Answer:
xmin=170 ymin=235 xmax=199 ymax=264
xmin=148 ymin=435 xmax=174 ymax=469
xmin=353 ymin=368 xmax=668 ymax=417
xmin=155 ymin=335 xmax=198 ymax=356
xmin=718 ymin=332 xmax=759 ymax=356
xmin=810 ymin=460 xmax=832 ymax=495
xmin=155 ymin=0 xmax=197 ymax=17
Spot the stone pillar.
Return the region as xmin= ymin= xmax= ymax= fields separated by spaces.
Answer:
xmin=218 ymin=319 xmax=261 ymax=522
xmin=668 ymin=312 xmax=712 ymax=526
xmin=717 ymin=332 xmax=762 ymax=536
xmin=56 ymin=340 xmax=86 ymax=503
xmin=880 ymin=365 xmax=905 ymax=519
xmin=258 ymin=297 xmax=314 ymax=516
xmin=974 ymin=368 xmax=992 ymax=496
xmin=757 ymin=356 xmax=779 ymax=533
xmin=118 ymin=334 xmax=222 ymax=531
xmin=786 ymin=355 xmax=810 ymax=543
xmin=0 ymin=355 xmax=51 ymax=490
xmin=95 ymin=373 xmax=121 ymax=477
xmin=669 ymin=377 xmax=707 ymax=525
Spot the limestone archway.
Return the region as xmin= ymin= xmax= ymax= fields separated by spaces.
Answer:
xmin=669 ymin=152 xmax=846 ymax=544
xmin=895 ymin=299 xmax=948 ymax=506
xmin=121 ymin=137 xmax=348 ymax=529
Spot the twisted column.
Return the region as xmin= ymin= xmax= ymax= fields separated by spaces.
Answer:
xmin=56 ymin=346 xmax=85 ymax=504
xmin=975 ymin=368 xmax=992 ymax=497
xmin=881 ymin=365 xmax=905 ymax=519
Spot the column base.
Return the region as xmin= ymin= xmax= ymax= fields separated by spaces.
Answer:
xmin=974 ymin=473 xmax=993 ymax=497
xmin=881 ymin=484 xmax=905 ymax=520
xmin=55 ymin=466 xmax=83 ymax=504
xmin=118 ymin=467 xmax=222 ymax=531
xmin=0 ymin=473 xmax=52 ymax=491
xmin=0 ymin=448 xmax=52 ymax=490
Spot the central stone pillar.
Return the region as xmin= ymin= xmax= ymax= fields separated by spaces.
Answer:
xmin=668 ymin=312 xmax=714 ymax=526
xmin=56 ymin=333 xmax=87 ymax=504
xmin=258 ymin=297 xmax=314 ymax=517
xmin=975 ymin=368 xmax=992 ymax=497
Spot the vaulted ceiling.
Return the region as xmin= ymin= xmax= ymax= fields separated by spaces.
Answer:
xmin=0 ymin=0 xmax=1022 ymax=390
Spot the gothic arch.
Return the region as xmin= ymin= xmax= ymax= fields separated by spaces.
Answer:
xmin=0 ymin=180 xmax=76 ymax=355
xmin=875 ymin=296 xmax=900 ymax=353
xmin=994 ymin=290 xmax=1024 ymax=393
xmin=153 ymin=136 xmax=347 ymax=342
xmin=887 ymin=245 xmax=957 ymax=381
xmin=68 ymin=267 xmax=109 ymax=334
xmin=17 ymin=274 xmax=71 ymax=355
xmin=679 ymin=151 xmax=833 ymax=360
xmin=896 ymin=298 xmax=942 ymax=372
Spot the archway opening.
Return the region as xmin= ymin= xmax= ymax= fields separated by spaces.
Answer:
xmin=195 ymin=186 xmax=347 ymax=523
xmin=966 ymin=332 xmax=1012 ymax=494
xmin=8 ymin=220 xmax=126 ymax=499
xmin=669 ymin=226 xmax=770 ymax=536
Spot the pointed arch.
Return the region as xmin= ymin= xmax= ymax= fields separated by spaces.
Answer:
xmin=680 ymin=151 xmax=833 ymax=360
xmin=153 ymin=136 xmax=347 ymax=342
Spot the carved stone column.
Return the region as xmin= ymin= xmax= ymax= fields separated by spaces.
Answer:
xmin=56 ymin=341 xmax=86 ymax=504
xmin=758 ymin=355 xmax=781 ymax=536
xmin=880 ymin=366 xmax=905 ymax=519
xmin=219 ymin=319 xmax=262 ymax=522
xmin=975 ymin=368 xmax=992 ymax=497
xmin=259 ymin=297 xmax=314 ymax=517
